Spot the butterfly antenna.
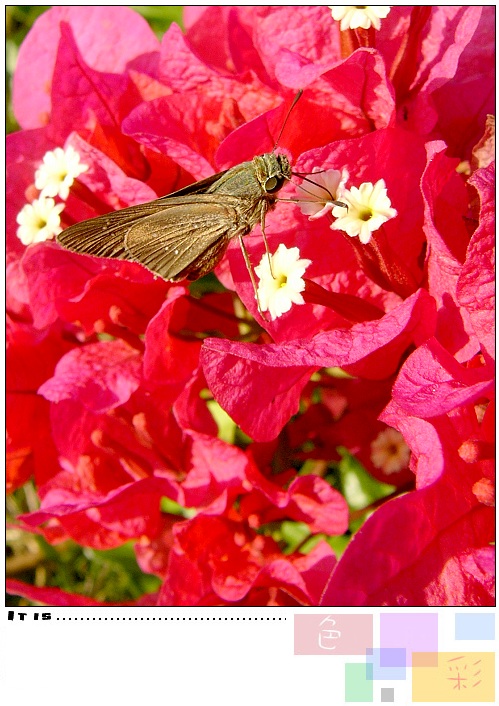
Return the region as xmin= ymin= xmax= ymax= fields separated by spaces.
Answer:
xmin=282 ymin=173 xmax=335 ymax=201
xmin=273 ymin=89 xmax=303 ymax=151
xmin=280 ymin=174 xmax=348 ymax=210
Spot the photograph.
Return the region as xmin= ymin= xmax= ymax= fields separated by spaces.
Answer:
xmin=4 ymin=5 xmax=495 ymax=701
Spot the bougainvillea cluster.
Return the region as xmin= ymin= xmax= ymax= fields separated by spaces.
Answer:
xmin=6 ymin=6 xmax=494 ymax=606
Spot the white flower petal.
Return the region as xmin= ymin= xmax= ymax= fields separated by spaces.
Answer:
xmin=330 ymin=178 xmax=397 ymax=244
xmin=329 ymin=6 xmax=391 ymax=31
xmin=256 ymin=243 xmax=311 ymax=320
xmin=34 ymin=145 xmax=88 ymax=201
xmin=16 ymin=196 xmax=65 ymax=245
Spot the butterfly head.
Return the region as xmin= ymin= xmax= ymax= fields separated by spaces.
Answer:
xmin=255 ymin=152 xmax=292 ymax=197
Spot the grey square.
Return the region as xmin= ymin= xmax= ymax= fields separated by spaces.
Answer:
xmin=380 ymin=687 xmax=394 ymax=703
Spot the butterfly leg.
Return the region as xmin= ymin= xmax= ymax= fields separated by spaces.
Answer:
xmin=238 ymin=233 xmax=268 ymax=321
xmin=260 ymin=202 xmax=275 ymax=280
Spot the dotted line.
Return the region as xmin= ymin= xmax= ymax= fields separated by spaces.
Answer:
xmin=55 ymin=616 xmax=287 ymax=621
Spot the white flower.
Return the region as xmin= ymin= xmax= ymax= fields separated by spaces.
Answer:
xmin=370 ymin=428 xmax=410 ymax=474
xmin=329 ymin=6 xmax=391 ymax=31
xmin=255 ymin=244 xmax=311 ymax=320
xmin=16 ymin=196 xmax=65 ymax=245
xmin=34 ymin=145 xmax=88 ymax=200
xmin=298 ymin=167 xmax=349 ymax=220
xmin=331 ymin=178 xmax=397 ymax=244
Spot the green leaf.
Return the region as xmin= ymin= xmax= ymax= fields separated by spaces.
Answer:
xmin=160 ymin=497 xmax=196 ymax=519
xmin=206 ymin=399 xmax=237 ymax=444
xmin=280 ymin=521 xmax=310 ymax=553
xmin=338 ymin=447 xmax=395 ymax=511
xmin=325 ymin=534 xmax=351 ymax=558
xmin=132 ymin=6 xmax=184 ymax=33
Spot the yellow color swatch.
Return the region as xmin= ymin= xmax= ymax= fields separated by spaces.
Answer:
xmin=412 ymin=652 xmax=495 ymax=702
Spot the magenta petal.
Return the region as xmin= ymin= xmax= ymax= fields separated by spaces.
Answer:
xmin=392 ymin=338 xmax=493 ymax=418
xmin=159 ymin=22 xmax=224 ymax=91
xmin=201 ymin=290 xmax=436 ymax=441
xmin=143 ymin=288 xmax=198 ymax=388
xmin=158 ymin=22 xmax=276 ymax=123
xmin=13 ymin=6 xmax=159 ymax=129
xmin=457 ymin=163 xmax=495 ymax=361
xmin=183 ymin=7 xmax=234 ymax=74
xmin=430 ymin=7 xmax=495 ymax=158
xmin=320 ymin=474 xmax=495 ymax=606
xmin=286 ymin=475 xmax=349 ymax=535
xmin=397 ymin=7 xmax=485 ymax=141
xmin=66 ymin=133 xmax=159 ymax=208
xmin=381 ymin=400 xmax=446 ymax=488
xmin=22 ymin=240 xmax=168 ymax=334
xmin=181 ymin=432 xmax=250 ymax=511
xmin=289 ymin=542 xmax=338 ymax=606
xmin=22 ymin=242 xmax=105 ymax=330
xmin=216 ymin=51 xmax=396 ymax=168
xmin=202 ymin=350 xmax=314 ymax=442
xmin=122 ymin=95 xmax=217 ymax=180
xmin=421 ymin=141 xmax=478 ymax=360
xmin=251 ymin=6 xmax=341 ymax=84
xmin=21 ymin=475 xmax=182 ymax=548
xmin=243 ymin=553 xmax=319 ymax=605
xmin=245 ymin=466 xmax=348 ymax=534
xmin=7 ymin=319 xmax=71 ymax=492
xmin=38 ymin=340 xmax=142 ymax=413
xmin=48 ymin=23 xmax=141 ymax=144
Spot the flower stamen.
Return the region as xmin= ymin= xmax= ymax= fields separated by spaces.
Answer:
xmin=370 ymin=428 xmax=410 ymax=474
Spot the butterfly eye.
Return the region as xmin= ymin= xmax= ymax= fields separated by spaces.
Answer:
xmin=265 ymin=176 xmax=283 ymax=194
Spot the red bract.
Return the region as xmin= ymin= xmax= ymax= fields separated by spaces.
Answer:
xmin=38 ymin=339 xmax=143 ymax=413
xmin=201 ymin=289 xmax=437 ymax=441
xmin=320 ymin=456 xmax=494 ymax=605
xmin=286 ymin=376 xmax=415 ymax=489
xmin=159 ymin=515 xmax=338 ymax=606
xmin=457 ymin=163 xmax=495 ymax=362
xmin=6 ymin=6 xmax=494 ymax=606
xmin=21 ymin=474 xmax=183 ymax=549
xmin=326 ymin=388 xmax=495 ymax=606
xmin=12 ymin=7 xmax=160 ymax=129
xmin=392 ymin=339 xmax=493 ymax=419
xmin=421 ymin=141 xmax=478 ymax=360
xmin=214 ymin=48 xmax=395 ymax=169
xmin=6 ymin=318 xmax=72 ymax=491
xmin=240 ymin=464 xmax=349 ymax=536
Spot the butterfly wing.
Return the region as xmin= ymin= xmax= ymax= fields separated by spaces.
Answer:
xmin=56 ymin=165 xmax=233 ymax=260
xmin=124 ymin=195 xmax=242 ymax=281
xmin=57 ymin=193 xmax=246 ymax=281
xmin=160 ymin=169 xmax=229 ymax=198
xmin=56 ymin=199 xmax=169 ymax=260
